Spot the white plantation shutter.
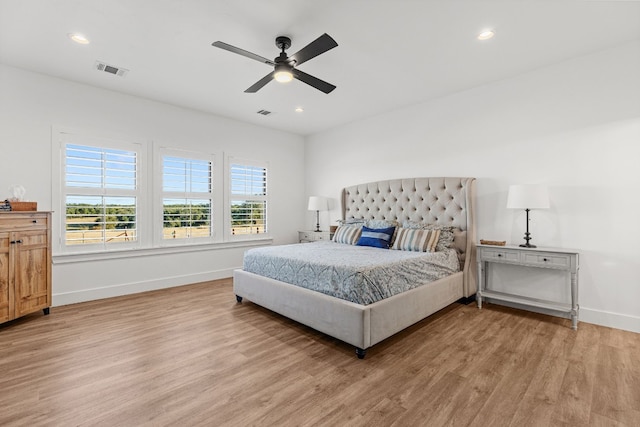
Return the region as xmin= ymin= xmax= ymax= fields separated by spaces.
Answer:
xmin=161 ymin=154 xmax=213 ymax=241
xmin=229 ymin=160 xmax=268 ymax=237
xmin=63 ymin=140 xmax=141 ymax=249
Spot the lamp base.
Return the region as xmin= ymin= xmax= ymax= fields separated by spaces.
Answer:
xmin=314 ymin=210 xmax=321 ymax=232
xmin=519 ymin=209 xmax=537 ymax=248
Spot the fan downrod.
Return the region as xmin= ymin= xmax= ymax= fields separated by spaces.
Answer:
xmin=275 ymin=36 xmax=291 ymax=52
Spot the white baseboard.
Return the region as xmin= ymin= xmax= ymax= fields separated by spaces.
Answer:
xmin=52 ymin=268 xmax=238 ymax=306
xmin=483 ymin=298 xmax=640 ymax=334
xmin=579 ymin=307 xmax=640 ymax=334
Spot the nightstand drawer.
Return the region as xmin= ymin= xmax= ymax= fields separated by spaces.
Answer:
xmin=480 ymin=248 xmax=519 ymax=262
xmin=299 ymin=231 xmax=314 ymax=241
xmin=298 ymin=230 xmax=334 ymax=243
xmin=521 ymin=252 xmax=572 ymax=269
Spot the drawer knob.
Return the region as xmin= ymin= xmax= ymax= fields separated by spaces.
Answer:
xmin=497 ymin=254 xmax=502 ymax=257
xmin=32 ymin=220 xmax=37 ymax=223
xmin=543 ymin=258 xmax=548 ymax=262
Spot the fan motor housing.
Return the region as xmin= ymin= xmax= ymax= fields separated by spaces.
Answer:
xmin=275 ymin=36 xmax=291 ymax=51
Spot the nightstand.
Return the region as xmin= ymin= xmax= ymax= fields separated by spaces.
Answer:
xmin=476 ymin=244 xmax=580 ymax=329
xmin=298 ymin=230 xmax=334 ymax=243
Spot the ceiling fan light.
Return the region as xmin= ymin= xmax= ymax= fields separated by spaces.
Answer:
xmin=274 ymin=70 xmax=293 ymax=83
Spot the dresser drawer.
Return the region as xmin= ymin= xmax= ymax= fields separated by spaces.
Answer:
xmin=0 ymin=214 xmax=49 ymax=231
xmin=521 ymin=252 xmax=572 ymax=269
xmin=480 ymin=247 xmax=520 ymax=262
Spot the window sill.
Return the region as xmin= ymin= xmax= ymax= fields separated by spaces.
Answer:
xmin=52 ymin=238 xmax=273 ymax=264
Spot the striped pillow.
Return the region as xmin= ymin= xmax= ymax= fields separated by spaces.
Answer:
xmin=392 ymin=227 xmax=441 ymax=252
xmin=332 ymin=225 xmax=362 ymax=245
xmin=402 ymin=221 xmax=455 ymax=252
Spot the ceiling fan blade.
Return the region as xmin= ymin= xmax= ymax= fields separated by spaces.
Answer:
xmin=245 ymin=72 xmax=275 ymax=93
xmin=212 ymin=41 xmax=275 ymax=66
xmin=289 ymin=33 xmax=338 ymax=66
xmin=292 ymin=69 xmax=336 ymax=94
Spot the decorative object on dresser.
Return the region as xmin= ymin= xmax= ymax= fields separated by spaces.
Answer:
xmin=506 ymin=184 xmax=549 ymax=248
xmin=5 ymin=185 xmax=37 ymax=211
xmin=476 ymin=244 xmax=579 ymax=329
xmin=8 ymin=201 xmax=38 ymax=211
xmin=307 ymin=196 xmax=328 ymax=232
xmin=298 ymin=230 xmax=334 ymax=243
xmin=0 ymin=212 xmax=52 ymax=324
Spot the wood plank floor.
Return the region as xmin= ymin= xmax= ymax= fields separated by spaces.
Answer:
xmin=1 ymin=279 xmax=638 ymax=426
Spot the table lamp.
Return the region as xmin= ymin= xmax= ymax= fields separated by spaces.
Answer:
xmin=308 ymin=196 xmax=328 ymax=232
xmin=506 ymin=184 xmax=550 ymax=248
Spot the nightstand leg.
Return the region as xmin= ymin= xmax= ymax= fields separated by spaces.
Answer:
xmin=571 ymin=272 xmax=578 ymax=330
xmin=476 ymin=260 xmax=483 ymax=309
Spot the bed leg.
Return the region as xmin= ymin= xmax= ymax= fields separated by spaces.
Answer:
xmin=235 ymin=295 xmax=243 ymax=303
xmin=355 ymin=348 xmax=367 ymax=359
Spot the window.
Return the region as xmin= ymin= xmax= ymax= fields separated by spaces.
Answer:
xmin=161 ymin=154 xmax=213 ymax=241
xmin=53 ymin=128 xmax=271 ymax=256
xmin=229 ymin=161 xmax=268 ymax=237
xmin=63 ymin=142 xmax=140 ymax=249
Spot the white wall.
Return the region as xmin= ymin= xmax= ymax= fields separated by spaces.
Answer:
xmin=0 ymin=63 xmax=306 ymax=305
xmin=305 ymin=41 xmax=640 ymax=333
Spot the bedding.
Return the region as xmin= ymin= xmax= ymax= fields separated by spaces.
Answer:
xmin=243 ymin=241 xmax=460 ymax=305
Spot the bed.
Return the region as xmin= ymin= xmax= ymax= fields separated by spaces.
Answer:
xmin=233 ymin=177 xmax=477 ymax=358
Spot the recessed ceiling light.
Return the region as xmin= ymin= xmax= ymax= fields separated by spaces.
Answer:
xmin=477 ymin=30 xmax=495 ymax=41
xmin=68 ymin=33 xmax=90 ymax=45
xmin=295 ymin=107 xmax=304 ymax=113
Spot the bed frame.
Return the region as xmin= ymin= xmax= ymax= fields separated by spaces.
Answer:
xmin=233 ymin=177 xmax=476 ymax=358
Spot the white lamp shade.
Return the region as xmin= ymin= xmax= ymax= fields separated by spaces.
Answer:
xmin=506 ymin=185 xmax=550 ymax=209
xmin=308 ymin=196 xmax=328 ymax=211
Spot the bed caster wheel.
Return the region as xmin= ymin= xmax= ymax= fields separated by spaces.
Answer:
xmin=355 ymin=348 xmax=366 ymax=359
xmin=236 ymin=295 xmax=243 ymax=303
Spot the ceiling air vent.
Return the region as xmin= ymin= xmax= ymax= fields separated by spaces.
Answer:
xmin=256 ymin=109 xmax=272 ymax=116
xmin=95 ymin=61 xmax=129 ymax=77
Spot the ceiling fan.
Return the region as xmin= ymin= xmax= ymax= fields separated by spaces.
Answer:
xmin=212 ymin=33 xmax=338 ymax=94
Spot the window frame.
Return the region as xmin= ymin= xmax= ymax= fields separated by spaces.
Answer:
xmin=52 ymin=127 xmax=148 ymax=254
xmin=52 ymin=128 xmax=271 ymax=259
xmin=153 ymin=146 xmax=220 ymax=247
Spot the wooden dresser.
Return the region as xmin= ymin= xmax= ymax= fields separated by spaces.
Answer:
xmin=0 ymin=211 xmax=52 ymax=324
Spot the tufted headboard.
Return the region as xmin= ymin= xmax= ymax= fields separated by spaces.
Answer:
xmin=341 ymin=177 xmax=477 ymax=297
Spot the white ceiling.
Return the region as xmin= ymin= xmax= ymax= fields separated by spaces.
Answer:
xmin=1 ymin=0 xmax=639 ymax=136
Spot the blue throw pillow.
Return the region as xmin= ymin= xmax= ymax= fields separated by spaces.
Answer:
xmin=356 ymin=226 xmax=396 ymax=249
